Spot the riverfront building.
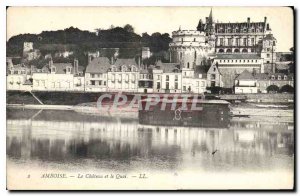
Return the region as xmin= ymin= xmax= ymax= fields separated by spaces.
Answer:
xmin=85 ymin=57 xmax=111 ymax=92
xmin=31 ymin=59 xmax=85 ymax=91
xmin=107 ymin=58 xmax=140 ymax=92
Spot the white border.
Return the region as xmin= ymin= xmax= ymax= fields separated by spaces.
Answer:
xmin=1 ymin=0 xmax=298 ymax=195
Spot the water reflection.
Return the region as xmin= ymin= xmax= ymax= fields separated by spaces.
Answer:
xmin=7 ymin=109 xmax=294 ymax=172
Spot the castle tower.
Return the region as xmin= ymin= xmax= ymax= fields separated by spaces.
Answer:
xmin=169 ymin=30 xmax=214 ymax=68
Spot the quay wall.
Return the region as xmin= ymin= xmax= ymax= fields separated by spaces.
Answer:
xmin=220 ymin=93 xmax=294 ymax=103
xmin=7 ymin=90 xmax=294 ymax=105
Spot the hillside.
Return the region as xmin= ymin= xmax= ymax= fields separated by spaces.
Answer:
xmin=7 ymin=25 xmax=172 ymax=67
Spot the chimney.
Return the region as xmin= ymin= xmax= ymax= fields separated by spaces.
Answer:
xmin=74 ymin=59 xmax=79 ymax=75
xmin=138 ymin=57 xmax=141 ymax=68
xmin=264 ymin=17 xmax=267 ymax=24
xmin=88 ymin=55 xmax=92 ymax=64
xmin=111 ymin=56 xmax=114 ymax=64
xmin=49 ymin=58 xmax=53 ymax=69
xmin=247 ymin=17 xmax=250 ymax=26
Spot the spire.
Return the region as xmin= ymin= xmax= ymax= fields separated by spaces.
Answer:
xmin=209 ymin=8 xmax=213 ymax=23
xmin=197 ymin=19 xmax=203 ymax=31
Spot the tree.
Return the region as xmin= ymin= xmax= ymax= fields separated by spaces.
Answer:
xmin=124 ymin=24 xmax=134 ymax=33
xmin=280 ymin=84 xmax=294 ymax=93
xmin=266 ymin=85 xmax=279 ymax=93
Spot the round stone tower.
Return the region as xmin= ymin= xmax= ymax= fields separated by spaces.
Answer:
xmin=169 ymin=29 xmax=215 ymax=69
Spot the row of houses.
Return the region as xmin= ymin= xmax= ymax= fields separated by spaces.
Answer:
xmin=7 ymin=56 xmax=293 ymax=94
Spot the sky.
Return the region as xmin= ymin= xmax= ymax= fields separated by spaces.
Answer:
xmin=7 ymin=6 xmax=294 ymax=52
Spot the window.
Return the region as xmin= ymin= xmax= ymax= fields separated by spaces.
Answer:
xmin=157 ymin=75 xmax=160 ymax=80
xmin=267 ymin=54 xmax=270 ymax=58
xmin=104 ymin=81 xmax=106 ymax=85
xmin=166 ymin=75 xmax=169 ymax=81
xmin=220 ymin=38 xmax=224 ymax=46
xmin=157 ymin=82 xmax=161 ymax=89
xmin=131 ymin=74 xmax=136 ymax=82
xmin=236 ymin=38 xmax=239 ymax=46
xmin=183 ymin=86 xmax=186 ymax=91
xmin=112 ymin=74 xmax=115 ymax=82
xmin=166 ymin=82 xmax=169 ymax=90
xmin=175 ymin=75 xmax=178 ymax=81
xmin=118 ymin=74 xmax=122 ymax=82
xmin=243 ymin=38 xmax=247 ymax=46
xmin=201 ymin=81 xmax=205 ymax=87
xmin=91 ymin=81 xmax=95 ymax=85
xmin=175 ymin=82 xmax=178 ymax=89
xmin=211 ymin=81 xmax=216 ymax=87
xmin=228 ymin=38 xmax=232 ymax=46
xmin=187 ymin=62 xmax=190 ymax=68
xmin=211 ymin=74 xmax=216 ymax=80
xmin=251 ymin=38 xmax=254 ymax=46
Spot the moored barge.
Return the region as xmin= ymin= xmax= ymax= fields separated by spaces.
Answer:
xmin=139 ymin=95 xmax=231 ymax=128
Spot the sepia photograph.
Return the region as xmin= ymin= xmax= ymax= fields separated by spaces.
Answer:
xmin=5 ymin=6 xmax=295 ymax=190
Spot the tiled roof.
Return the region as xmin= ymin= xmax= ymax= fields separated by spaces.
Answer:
xmin=114 ymin=58 xmax=137 ymax=67
xmin=236 ymin=70 xmax=254 ymax=80
xmin=140 ymin=66 xmax=153 ymax=74
xmin=23 ymin=79 xmax=33 ymax=85
xmin=253 ymin=73 xmax=268 ymax=80
xmin=86 ymin=57 xmax=111 ymax=73
xmin=155 ymin=60 xmax=181 ymax=73
xmin=194 ymin=66 xmax=207 ymax=78
xmin=51 ymin=63 xmax=73 ymax=74
xmin=216 ymin=54 xmax=261 ymax=59
xmin=112 ymin=58 xmax=139 ymax=71
xmin=263 ymin=34 xmax=276 ymax=41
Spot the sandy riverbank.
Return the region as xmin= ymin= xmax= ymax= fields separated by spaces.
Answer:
xmin=7 ymin=102 xmax=294 ymax=118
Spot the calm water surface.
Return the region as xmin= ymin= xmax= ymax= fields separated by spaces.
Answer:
xmin=6 ymin=108 xmax=294 ymax=189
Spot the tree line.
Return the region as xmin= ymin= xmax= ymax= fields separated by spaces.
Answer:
xmin=7 ymin=24 xmax=172 ymax=68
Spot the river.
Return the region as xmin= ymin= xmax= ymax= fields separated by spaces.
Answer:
xmin=6 ymin=108 xmax=294 ymax=190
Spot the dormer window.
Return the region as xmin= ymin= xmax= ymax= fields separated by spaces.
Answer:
xmin=278 ymin=75 xmax=281 ymax=80
xmin=122 ymin=65 xmax=127 ymax=72
xmin=51 ymin=67 xmax=56 ymax=73
xmin=284 ymin=75 xmax=287 ymax=80
xmin=131 ymin=66 xmax=137 ymax=72
xmin=271 ymin=75 xmax=275 ymax=80
xmin=66 ymin=67 xmax=72 ymax=74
